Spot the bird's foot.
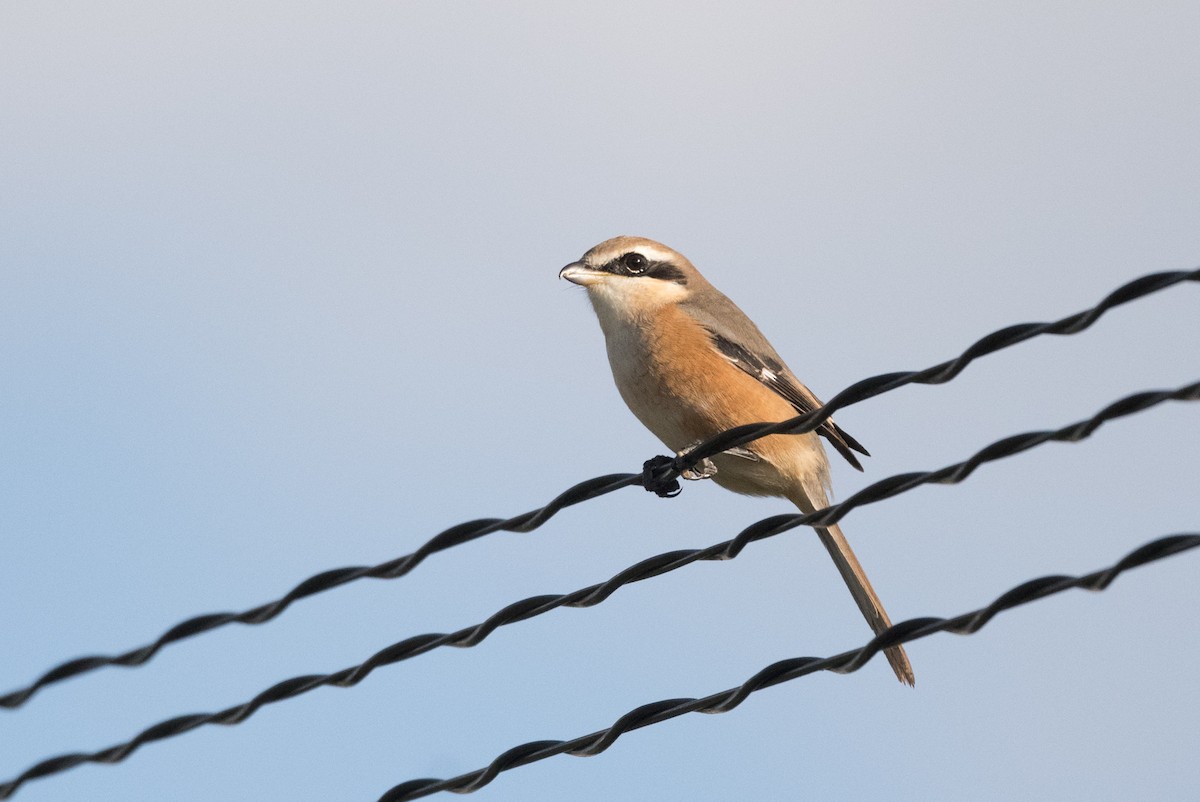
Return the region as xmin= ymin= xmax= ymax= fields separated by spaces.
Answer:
xmin=677 ymin=441 xmax=718 ymax=481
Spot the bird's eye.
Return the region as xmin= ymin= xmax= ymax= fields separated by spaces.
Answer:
xmin=621 ymin=252 xmax=649 ymax=274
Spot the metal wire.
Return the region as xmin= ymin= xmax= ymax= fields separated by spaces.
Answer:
xmin=2 ymin=379 xmax=1196 ymax=800
xmin=375 ymin=533 xmax=1200 ymax=801
xmin=2 ymin=267 xmax=1195 ymax=711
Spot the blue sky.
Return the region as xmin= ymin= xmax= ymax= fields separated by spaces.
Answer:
xmin=2 ymin=3 xmax=1198 ymax=801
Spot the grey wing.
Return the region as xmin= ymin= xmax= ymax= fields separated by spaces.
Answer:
xmin=681 ymin=288 xmax=870 ymax=471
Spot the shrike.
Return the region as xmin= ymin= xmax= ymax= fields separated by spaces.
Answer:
xmin=560 ymin=236 xmax=914 ymax=685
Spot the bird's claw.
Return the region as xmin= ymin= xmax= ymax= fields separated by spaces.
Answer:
xmin=678 ymin=442 xmax=718 ymax=481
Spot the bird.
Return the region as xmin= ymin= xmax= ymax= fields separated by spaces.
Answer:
xmin=559 ymin=236 xmax=914 ymax=685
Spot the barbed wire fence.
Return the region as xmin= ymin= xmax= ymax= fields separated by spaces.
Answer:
xmin=1 ymin=267 xmax=1196 ymax=800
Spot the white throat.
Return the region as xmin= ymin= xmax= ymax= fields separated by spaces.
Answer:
xmin=584 ymin=277 xmax=688 ymax=337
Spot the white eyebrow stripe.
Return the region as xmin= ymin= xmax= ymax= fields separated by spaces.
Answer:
xmin=587 ymin=242 xmax=679 ymax=266
xmin=631 ymin=244 xmax=677 ymax=263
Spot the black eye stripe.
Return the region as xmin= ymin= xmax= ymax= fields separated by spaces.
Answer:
xmin=600 ymin=253 xmax=687 ymax=284
xmin=646 ymin=263 xmax=686 ymax=283
xmin=597 ymin=255 xmax=691 ymax=286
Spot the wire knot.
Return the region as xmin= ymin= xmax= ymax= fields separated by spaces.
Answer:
xmin=641 ymin=455 xmax=682 ymax=498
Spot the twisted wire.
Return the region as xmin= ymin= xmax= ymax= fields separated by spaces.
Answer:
xmin=2 ymin=379 xmax=1196 ymax=800
xmin=376 ymin=533 xmax=1200 ymax=801
xmin=2 ymin=267 xmax=1196 ymax=711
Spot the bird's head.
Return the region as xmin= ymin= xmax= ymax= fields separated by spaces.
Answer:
xmin=559 ymin=236 xmax=700 ymax=320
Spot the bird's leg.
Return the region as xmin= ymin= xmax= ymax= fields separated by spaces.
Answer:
xmin=677 ymin=440 xmax=718 ymax=481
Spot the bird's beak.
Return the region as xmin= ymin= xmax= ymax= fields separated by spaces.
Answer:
xmin=559 ymin=262 xmax=606 ymax=286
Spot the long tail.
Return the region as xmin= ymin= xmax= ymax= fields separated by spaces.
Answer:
xmin=787 ymin=492 xmax=915 ymax=686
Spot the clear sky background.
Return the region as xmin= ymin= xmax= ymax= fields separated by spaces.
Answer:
xmin=2 ymin=3 xmax=1199 ymax=801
